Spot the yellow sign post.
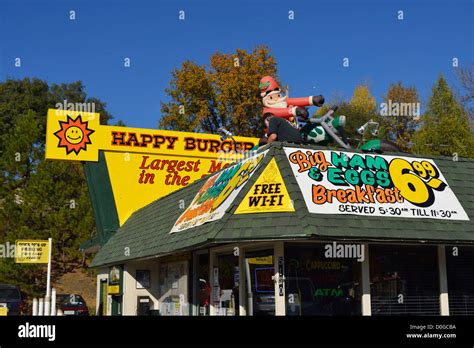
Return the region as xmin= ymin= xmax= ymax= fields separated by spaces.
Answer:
xmin=16 ymin=239 xmax=53 ymax=314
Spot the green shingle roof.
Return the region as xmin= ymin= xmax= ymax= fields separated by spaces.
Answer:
xmin=91 ymin=142 xmax=474 ymax=267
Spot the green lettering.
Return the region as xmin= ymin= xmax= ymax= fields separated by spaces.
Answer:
xmin=328 ymin=168 xmax=347 ymax=186
xmin=349 ymin=154 xmax=366 ymax=169
xmin=360 ymin=170 xmax=375 ymax=185
xmin=376 ymin=171 xmax=391 ymax=187
xmin=366 ymin=155 xmax=388 ymax=170
xmin=308 ymin=167 xmax=322 ymax=181
xmin=345 ymin=169 xmax=360 ymax=186
xmin=331 ymin=152 xmax=348 ymax=168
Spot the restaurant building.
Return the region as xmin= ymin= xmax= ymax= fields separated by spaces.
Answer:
xmin=88 ymin=142 xmax=474 ymax=317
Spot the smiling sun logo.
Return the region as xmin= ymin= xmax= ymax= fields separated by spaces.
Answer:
xmin=54 ymin=115 xmax=94 ymax=155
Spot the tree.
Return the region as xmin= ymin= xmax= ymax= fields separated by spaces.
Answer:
xmin=159 ymin=45 xmax=279 ymax=137
xmin=350 ymin=84 xmax=377 ymax=113
xmin=412 ymin=75 xmax=474 ymax=157
xmin=0 ymin=78 xmax=113 ymax=296
xmin=454 ymin=64 xmax=474 ymax=122
xmin=380 ymin=82 xmax=420 ymax=152
xmin=315 ymin=84 xmax=380 ymax=147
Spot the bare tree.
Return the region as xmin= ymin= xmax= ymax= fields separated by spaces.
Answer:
xmin=454 ymin=64 xmax=474 ymax=122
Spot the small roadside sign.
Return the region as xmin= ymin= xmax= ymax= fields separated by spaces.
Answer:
xmin=15 ymin=240 xmax=50 ymax=263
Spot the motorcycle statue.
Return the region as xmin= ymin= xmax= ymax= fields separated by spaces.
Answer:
xmin=295 ymin=106 xmax=401 ymax=153
xmin=218 ymin=106 xmax=401 ymax=154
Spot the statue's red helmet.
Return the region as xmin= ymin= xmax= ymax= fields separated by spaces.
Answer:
xmin=259 ymin=76 xmax=280 ymax=97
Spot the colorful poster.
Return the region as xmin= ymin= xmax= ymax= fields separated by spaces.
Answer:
xmin=170 ymin=151 xmax=268 ymax=232
xmin=235 ymin=157 xmax=294 ymax=214
xmin=284 ymin=147 xmax=469 ymax=221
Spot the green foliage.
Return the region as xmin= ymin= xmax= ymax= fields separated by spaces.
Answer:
xmin=350 ymin=85 xmax=376 ymax=113
xmin=315 ymin=85 xmax=380 ymax=147
xmin=412 ymin=75 xmax=474 ymax=157
xmin=159 ymin=45 xmax=278 ymax=137
xmin=380 ymin=82 xmax=420 ymax=152
xmin=315 ymin=80 xmax=472 ymax=156
xmin=0 ymin=78 xmax=113 ymax=294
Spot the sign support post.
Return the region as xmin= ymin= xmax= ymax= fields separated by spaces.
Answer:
xmin=44 ymin=238 xmax=52 ymax=315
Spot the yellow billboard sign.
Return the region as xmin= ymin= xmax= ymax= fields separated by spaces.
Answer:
xmin=235 ymin=158 xmax=294 ymax=214
xmin=46 ymin=109 xmax=257 ymax=162
xmin=15 ymin=240 xmax=50 ymax=264
xmin=45 ymin=109 xmax=259 ymax=225
xmin=0 ymin=307 xmax=8 ymax=316
xmin=104 ymin=152 xmax=240 ymax=224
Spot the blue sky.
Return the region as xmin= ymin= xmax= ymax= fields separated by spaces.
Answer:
xmin=1 ymin=0 xmax=472 ymax=128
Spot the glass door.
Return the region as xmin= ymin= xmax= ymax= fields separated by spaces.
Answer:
xmin=215 ymin=253 xmax=240 ymax=316
xmin=195 ymin=252 xmax=210 ymax=316
xmin=244 ymin=249 xmax=275 ymax=316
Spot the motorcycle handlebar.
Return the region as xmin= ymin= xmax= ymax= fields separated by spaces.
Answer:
xmin=297 ymin=106 xmax=338 ymax=124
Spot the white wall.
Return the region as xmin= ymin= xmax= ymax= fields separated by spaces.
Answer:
xmin=122 ymin=260 xmax=160 ymax=315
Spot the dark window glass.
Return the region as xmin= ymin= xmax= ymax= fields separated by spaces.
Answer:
xmin=197 ymin=253 xmax=210 ymax=316
xmin=370 ymin=245 xmax=439 ymax=315
xmin=58 ymin=294 xmax=86 ymax=306
xmin=285 ymin=243 xmax=362 ymax=316
xmin=446 ymin=246 xmax=474 ymax=315
xmin=0 ymin=289 xmax=20 ymax=301
xmin=216 ymin=254 xmax=239 ymax=316
xmin=245 ymin=249 xmax=274 ymax=316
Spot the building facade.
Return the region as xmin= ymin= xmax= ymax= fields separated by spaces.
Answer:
xmin=90 ymin=142 xmax=474 ymax=316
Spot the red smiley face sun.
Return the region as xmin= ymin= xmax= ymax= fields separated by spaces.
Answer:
xmin=54 ymin=115 xmax=94 ymax=155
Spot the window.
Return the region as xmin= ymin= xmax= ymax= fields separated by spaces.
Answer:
xmin=0 ymin=288 xmax=20 ymax=301
xmin=196 ymin=253 xmax=210 ymax=316
xmin=370 ymin=245 xmax=439 ymax=315
xmin=446 ymin=246 xmax=474 ymax=315
xmin=245 ymin=249 xmax=274 ymax=316
xmin=136 ymin=270 xmax=150 ymax=289
xmin=215 ymin=253 xmax=239 ymax=316
xmin=285 ymin=243 xmax=362 ymax=316
xmin=158 ymin=260 xmax=188 ymax=316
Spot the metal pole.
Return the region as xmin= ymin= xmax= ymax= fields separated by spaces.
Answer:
xmin=44 ymin=238 xmax=52 ymax=316
xmin=438 ymin=245 xmax=450 ymax=315
xmin=209 ymin=251 xmax=216 ymax=316
xmin=273 ymin=242 xmax=286 ymax=316
xmin=245 ymin=259 xmax=253 ymax=316
xmin=51 ymin=288 xmax=57 ymax=316
xmin=238 ymin=248 xmax=246 ymax=316
xmin=361 ymin=243 xmax=372 ymax=316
